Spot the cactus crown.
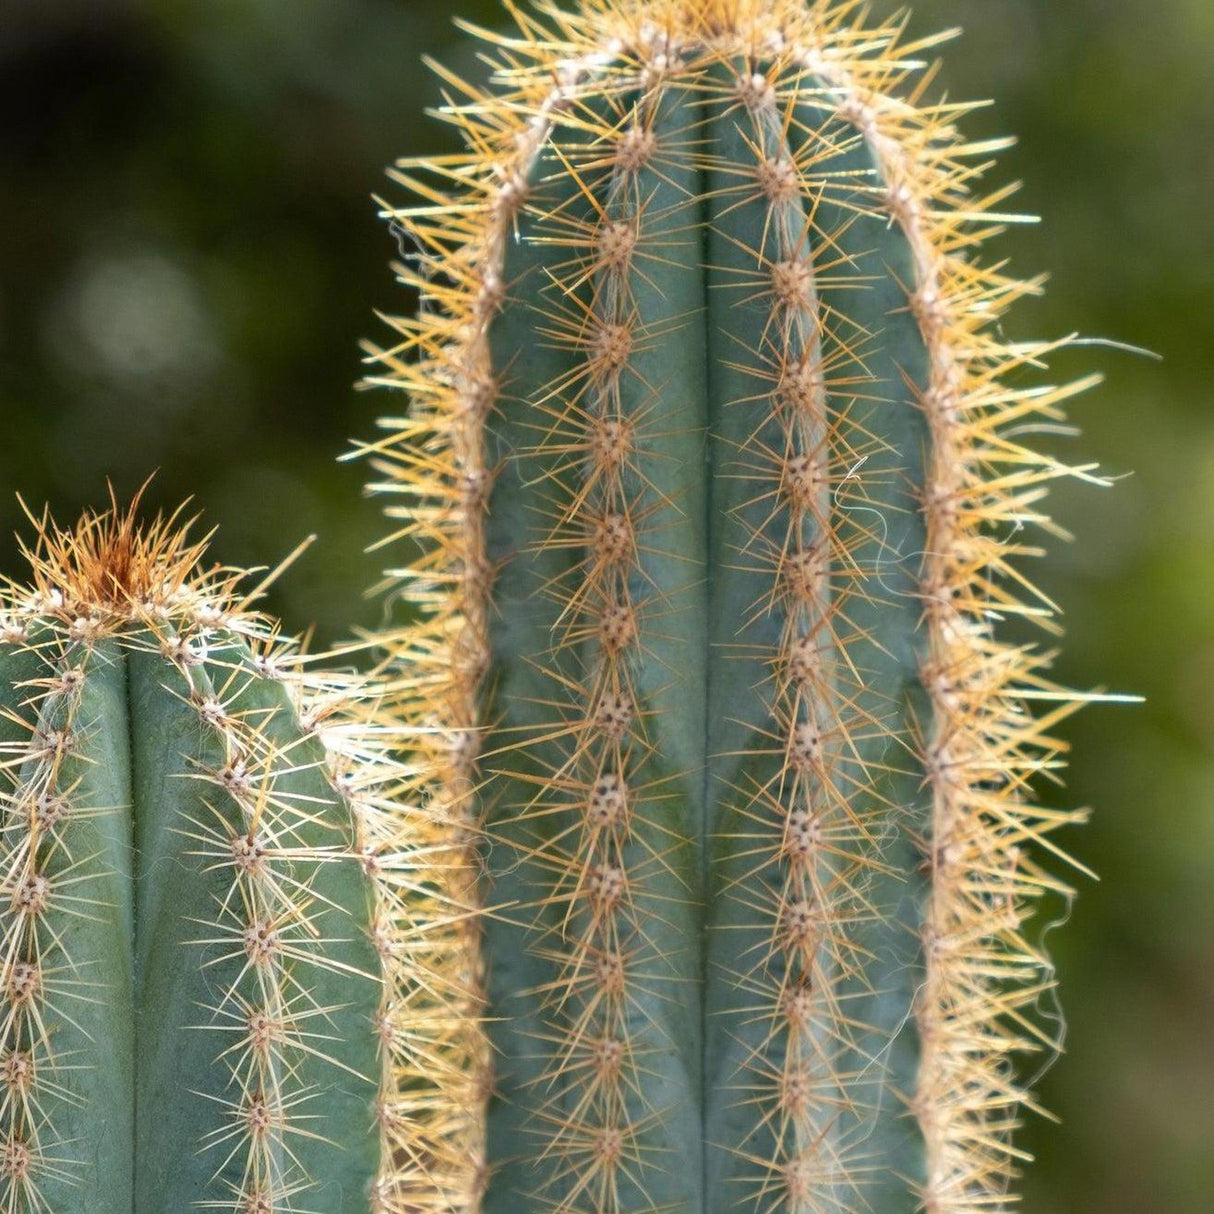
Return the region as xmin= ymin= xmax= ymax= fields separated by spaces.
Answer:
xmin=0 ymin=495 xmax=415 ymax=1212
xmin=365 ymin=2 xmax=1102 ymax=1212
xmin=8 ymin=493 xmax=228 ymax=612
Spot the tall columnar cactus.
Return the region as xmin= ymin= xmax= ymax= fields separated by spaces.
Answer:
xmin=366 ymin=2 xmax=1098 ymax=1211
xmin=0 ymin=499 xmax=419 ymax=1212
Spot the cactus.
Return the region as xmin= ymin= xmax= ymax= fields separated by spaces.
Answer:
xmin=366 ymin=1 xmax=1099 ymax=1211
xmin=0 ymin=496 xmax=415 ymax=1212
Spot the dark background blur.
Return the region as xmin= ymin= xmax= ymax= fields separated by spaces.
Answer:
xmin=1 ymin=1 xmax=1210 ymax=1210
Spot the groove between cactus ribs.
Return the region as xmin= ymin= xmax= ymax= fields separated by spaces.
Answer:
xmin=365 ymin=3 xmax=1099 ymax=1211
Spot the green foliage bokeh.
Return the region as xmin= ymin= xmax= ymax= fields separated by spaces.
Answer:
xmin=0 ymin=2 xmax=1209 ymax=1210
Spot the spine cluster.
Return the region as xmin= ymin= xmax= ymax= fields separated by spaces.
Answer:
xmin=179 ymin=629 xmax=363 ymax=1210
xmin=815 ymin=63 xmax=1094 ymax=1209
xmin=693 ymin=62 xmax=907 ymax=1205
xmin=362 ymin=44 xmax=513 ymax=1203
xmin=721 ymin=80 xmax=872 ymax=1205
xmin=520 ymin=97 xmax=655 ymax=1208
xmin=0 ymin=624 xmax=90 ymax=1207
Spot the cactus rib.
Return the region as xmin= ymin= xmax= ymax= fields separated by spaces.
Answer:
xmin=366 ymin=3 xmax=1099 ymax=1211
xmin=0 ymin=498 xmax=416 ymax=1212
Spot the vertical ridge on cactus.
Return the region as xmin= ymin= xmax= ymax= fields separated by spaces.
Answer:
xmin=363 ymin=2 xmax=1102 ymax=1211
xmin=0 ymin=496 xmax=418 ymax=1212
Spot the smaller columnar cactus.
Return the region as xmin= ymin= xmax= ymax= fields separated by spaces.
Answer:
xmin=0 ymin=496 xmax=418 ymax=1212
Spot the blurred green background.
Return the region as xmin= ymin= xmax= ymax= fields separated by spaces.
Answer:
xmin=1 ymin=1 xmax=1209 ymax=1209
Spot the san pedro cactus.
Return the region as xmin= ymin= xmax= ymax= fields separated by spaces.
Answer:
xmin=0 ymin=499 xmax=414 ymax=1212
xmin=366 ymin=1 xmax=1098 ymax=1211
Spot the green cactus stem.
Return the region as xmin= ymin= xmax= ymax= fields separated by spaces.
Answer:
xmin=365 ymin=2 xmax=1103 ymax=1211
xmin=0 ymin=497 xmax=414 ymax=1212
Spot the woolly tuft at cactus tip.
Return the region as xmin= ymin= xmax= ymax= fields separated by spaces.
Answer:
xmin=0 ymin=2 xmax=1210 ymax=1214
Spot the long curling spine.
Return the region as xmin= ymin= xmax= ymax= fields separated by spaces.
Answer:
xmin=365 ymin=2 xmax=1099 ymax=1211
